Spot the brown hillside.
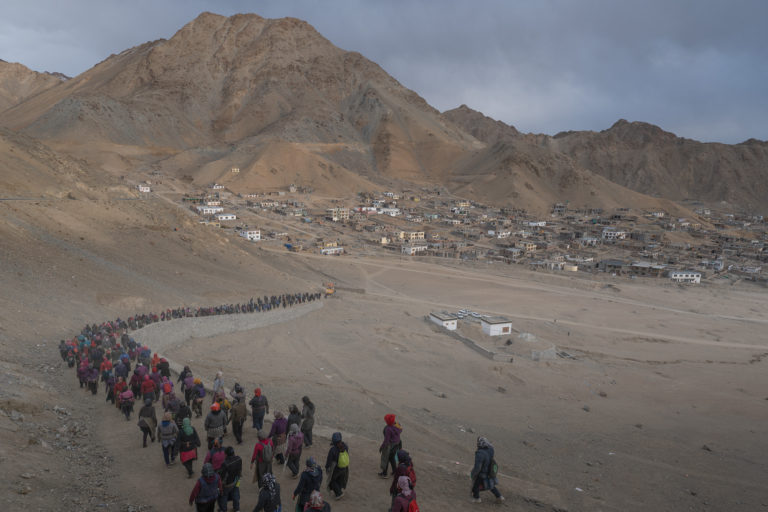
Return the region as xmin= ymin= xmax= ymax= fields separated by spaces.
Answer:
xmin=0 ymin=60 xmax=65 ymax=113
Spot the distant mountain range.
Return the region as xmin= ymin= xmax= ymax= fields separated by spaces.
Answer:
xmin=1 ymin=12 xmax=766 ymax=213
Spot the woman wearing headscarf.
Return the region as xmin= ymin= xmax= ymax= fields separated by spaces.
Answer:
xmin=249 ymin=388 xmax=269 ymax=430
xmin=212 ymin=371 xmax=223 ymax=403
xmin=285 ymin=423 xmax=304 ymax=477
xmin=293 ymin=457 xmax=323 ymax=511
xmin=137 ymin=398 xmax=157 ymax=447
xmin=300 ymin=396 xmax=315 ymax=447
xmin=252 ymin=472 xmax=281 ymax=512
xmin=157 ymin=411 xmax=179 ymax=467
xmin=378 ymin=414 xmax=402 ymax=477
xmin=268 ymin=410 xmax=288 ymax=465
xmin=251 ymin=429 xmax=274 ymax=487
xmin=391 ymin=476 xmax=416 ymax=512
xmin=178 ymin=417 xmax=202 ymax=478
xmin=389 ymin=449 xmax=417 ymax=504
xmin=303 ymin=490 xmax=331 ymax=511
xmin=324 ymin=432 xmax=349 ymax=500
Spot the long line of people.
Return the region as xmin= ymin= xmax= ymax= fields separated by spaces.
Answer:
xmin=55 ymin=292 xmax=502 ymax=510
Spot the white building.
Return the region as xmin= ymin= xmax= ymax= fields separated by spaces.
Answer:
xmin=429 ymin=312 xmax=458 ymax=331
xmin=211 ymin=183 xmax=225 ymax=190
xmin=379 ymin=207 xmax=401 ymax=217
xmin=196 ymin=206 xmax=224 ymax=215
xmin=137 ymin=184 xmax=151 ymax=193
xmin=321 ymin=246 xmax=344 ymax=255
xmin=216 ymin=213 xmax=236 ymax=221
xmin=481 ymin=316 xmax=513 ymax=336
xmin=402 ymin=244 xmax=428 ymax=256
xmin=602 ymin=228 xmax=628 ymax=241
xmin=669 ymin=270 xmax=702 ymax=284
xmin=239 ymin=230 xmax=261 ymax=241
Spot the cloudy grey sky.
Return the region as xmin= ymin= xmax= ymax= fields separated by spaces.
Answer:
xmin=2 ymin=0 xmax=766 ymax=143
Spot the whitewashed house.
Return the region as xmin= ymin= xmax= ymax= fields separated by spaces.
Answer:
xmin=239 ymin=230 xmax=261 ymax=241
xmin=216 ymin=213 xmax=237 ymax=221
xmin=669 ymin=270 xmax=702 ymax=284
xmin=196 ymin=205 xmax=224 ymax=215
xmin=480 ymin=316 xmax=513 ymax=336
xmin=137 ymin=184 xmax=151 ymax=193
xmin=401 ymin=244 xmax=428 ymax=256
xmin=321 ymin=246 xmax=344 ymax=255
xmin=430 ymin=312 xmax=458 ymax=331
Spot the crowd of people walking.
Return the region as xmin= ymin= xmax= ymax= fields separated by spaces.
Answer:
xmin=56 ymin=291 xmax=503 ymax=510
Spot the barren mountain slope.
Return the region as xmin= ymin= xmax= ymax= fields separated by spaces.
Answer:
xmin=2 ymin=13 xmax=477 ymax=190
xmin=552 ymin=120 xmax=768 ymax=213
xmin=0 ymin=59 xmax=65 ymax=112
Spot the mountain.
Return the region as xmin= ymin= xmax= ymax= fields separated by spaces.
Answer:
xmin=1 ymin=12 xmax=477 ymax=194
xmin=2 ymin=12 xmax=766 ymax=213
xmin=445 ymin=105 xmax=768 ymax=214
xmin=0 ymin=60 xmax=66 ymax=113
xmin=550 ymin=119 xmax=768 ymax=213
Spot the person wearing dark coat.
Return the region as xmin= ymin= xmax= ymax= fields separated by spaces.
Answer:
xmin=178 ymin=417 xmax=202 ymax=478
xmin=293 ymin=457 xmax=323 ymax=511
xmin=252 ymin=473 xmax=281 ymax=512
xmin=218 ymin=446 xmax=242 ymax=512
xmin=249 ymin=388 xmax=269 ymax=430
xmin=189 ymin=463 xmax=223 ymax=512
xmin=324 ymin=432 xmax=349 ymax=500
xmin=470 ymin=436 xmax=504 ymax=503
xmin=300 ymin=396 xmax=315 ymax=447
xmin=137 ymin=398 xmax=157 ymax=447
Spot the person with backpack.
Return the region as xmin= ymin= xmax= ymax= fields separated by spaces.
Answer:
xmin=178 ymin=417 xmax=202 ymax=478
xmin=391 ymin=476 xmax=418 ymax=512
xmin=379 ymin=414 xmax=403 ymax=478
xmin=300 ymin=396 xmax=315 ymax=447
xmin=324 ymin=432 xmax=349 ymax=500
xmin=137 ymin=398 xmax=157 ymax=447
xmin=250 ymin=430 xmax=274 ymax=487
xmin=189 ymin=463 xmax=223 ymax=512
xmin=157 ymin=411 xmax=179 ymax=467
xmin=252 ymin=473 xmax=281 ymax=512
xmin=140 ymin=374 xmax=157 ymax=403
xmin=205 ymin=402 xmax=227 ymax=449
xmin=285 ymin=423 xmax=304 ymax=477
xmin=149 ymin=367 xmax=162 ymax=401
xmin=249 ymin=388 xmax=269 ymax=430
xmin=389 ymin=449 xmax=417 ymax=506
xmin=470 ymin=436 xmax=504 ymax=504
xmin=218 ymin=446 xmax=242 ymax=512
xmin=204 ymin=438 xmax=226 ymax=474
xmin=303 ymin=490 xmax=331 ymax=511
xmin=293 ymin=457 xmax=323 ymax=511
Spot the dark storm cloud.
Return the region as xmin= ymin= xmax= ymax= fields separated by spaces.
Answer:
xmin=1 ymin=0 xmax=765 ymax=143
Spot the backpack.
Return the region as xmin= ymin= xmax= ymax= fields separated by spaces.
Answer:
xmin=163 ymin=382 xmax=172 ymax=394
xmin=408 ymin=498 xmax=420 ymax=512
xmin=261 ymin=442 xmax=273 ymax=462
xmin=337 ymin=449 xmax=350 ymax=469
xmin=487 ymin=457 xmax=499 ymax=479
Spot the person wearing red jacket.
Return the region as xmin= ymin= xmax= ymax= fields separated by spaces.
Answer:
xmin=250 ymin=430 xmax=274 ymax=487
xmin=140 ymin=374 xmax=157 ymax=402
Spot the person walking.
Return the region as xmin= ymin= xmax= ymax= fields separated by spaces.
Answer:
xmin=218 ymin=446 xmax=242 ymax=512
xmin=470 ymin=436 xmax=504 ymax=504
xmin=250 ymin=430 xmax=274 ymax=488
xmin=189 ymin=463 xmax=223 ymax=512
xmin=212 ymin=371 xmax=224 ymax=403
xmin=293 ymin=457 xmax=323 ymax=511
xmin=287 ymin=404 xmax=302 ymax=432
xmin=230 ymin=388 xmax=248 ymax=445
xmin=391 ymin=476 xmax=417 ymax=512
xmin=324 ymin=432 xmax=349 ymax=500
xmin=300 ymin=396 xmax=315 ymax=447
xmin=268 ymin=410 xmax=288 ymax=465
xmin=303 ymin=490 xmax=331 ymax=511
xmin=378 ymin=414 xmax=402 ymax=478
xmin=285 ymin=423 xmax=304 ymax=477
xmin=204 ymin=438 xmax=226 ymax=474
xmin=137 ymin=398 xmax=157 ymax=447
xmin=389 ymin=449 xmax=417 ymax=500
xmin=252 ymin=473 xmax=281 ymax=512
xmin=204 ymin=402 xmax=227 ymax=449
xmin=178 ymin=417 xmax=202 ymax=478
xmin=157 ymin=411 xmax=179 ymax=468
xmin=249 ymin=388 xmax=268 ymax=430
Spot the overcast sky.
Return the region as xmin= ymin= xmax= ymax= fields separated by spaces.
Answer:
xmin=2 ymin=0 xmax=766 ymax=143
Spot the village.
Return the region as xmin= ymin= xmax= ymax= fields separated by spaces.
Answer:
xmin=133 ymin=170 xmax=767 ymax=288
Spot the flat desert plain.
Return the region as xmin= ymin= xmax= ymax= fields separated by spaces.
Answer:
xmin=81 ymin=251 xmax=768 ymax=512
